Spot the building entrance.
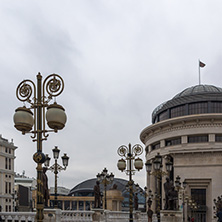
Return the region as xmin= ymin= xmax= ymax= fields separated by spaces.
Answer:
xmin=191 ymin=189 xmax=207 ymax=222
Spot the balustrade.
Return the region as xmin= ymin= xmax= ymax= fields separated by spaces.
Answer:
xmin=0 ymin=212 xmax=35 ymax=222
xmin=61 ymin=210 xmax=94 ymax=221
xmin=0 ymin=210 xmax=147 ymax=222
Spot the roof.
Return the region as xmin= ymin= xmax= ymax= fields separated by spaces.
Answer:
xmin=69 ymin=178 xmax=139 ymax=196
xmin=173 ymin=85 xmax=222 ymax=98
xmin=152 ymin=84 xmax=222 ymax=122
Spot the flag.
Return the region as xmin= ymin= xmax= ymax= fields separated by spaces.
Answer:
xmin=199 ymin=61 xmax=206 ymax=68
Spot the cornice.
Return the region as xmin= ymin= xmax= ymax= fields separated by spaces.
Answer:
xmin=140 ymin=114 xmax=222 ymax=143
xmin=146 ymin=147 xmax=222 ymax=160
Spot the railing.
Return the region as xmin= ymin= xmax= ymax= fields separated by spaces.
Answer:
xmin=104 ymin=211 xmax=148 ymax=222
xmin=61 ymin=210 xmax=94 ymax=221
xmin=0 ymin=210 xmax=147 ymax=222
xmin=105 ymin=211 xmax=129 ymax=222
xmin=0 ymin=212 xmax=35 ymax=222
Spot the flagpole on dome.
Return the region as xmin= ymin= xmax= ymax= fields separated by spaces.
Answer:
xmin=199 ymin=59 xmax=201 ymax=85
xmin=199 ymin=59 xmax=206 ymax=85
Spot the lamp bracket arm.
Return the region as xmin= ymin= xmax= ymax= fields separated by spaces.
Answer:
xmin=42 ymin=73 xmax=64 ymax=101
xmin=16 ymin=79 xmax=36 ymax=104
xmin=132 ymin=144 xmax=143 ymax=156
xmin=117 ymin=145 xmax=128 ymax=157
xmin=47 ymin=163 xmax=64 ymax=172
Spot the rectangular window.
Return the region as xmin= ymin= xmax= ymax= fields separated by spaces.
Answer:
xmin=159 ymin=111 xmax=168 ymax=121
xmin=188 ymin=135 xmax=208 ymax=143
xmin=211 ymin=102 xmax=222 ymax=113
xmin=170 ymin=105 xmax=185 ymax=118
xmin=215 ymin=134 xmax=222 ymax=142
xmin=72 ymin=201 xmax=77 ymax=210
xmin=5 ymin=158 xmax=8 ymax=169
xmin=79 ymin=201 xmax=84 ymax=210
xmin=9 ymin=158 xmax=11 ymax=170
xmin=5 ymin=182 xmax=8 ymax=194
xmin=165 ymin=137 xmax=181 ymax=146
xmin=86 ymin=201 xmax=90 ymax=210
xmin=151 ymin=142 xmax=160 ymax=150
xmin=9 ymin=182 xmax=11 ymax=194
xmin=64 ymin=201 xmax=70 ymax=210
xmin=191 ymin=189 xmax=206 ymax=206
xmin=188 ymin=102 xmax=208 ymax=115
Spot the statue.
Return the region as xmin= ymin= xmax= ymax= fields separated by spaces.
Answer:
xmin=168 ymin=186 xmax=178 ymax=210
xmin=147 ymin=207 xmax=153 ymax=222
xmin=134 ymin=193 xmax=138 ymax=210
xmin=94 ymin=181 xmax=101 ymax=208
xmin=42 ymin=167 xmax=50 ymax=207
xmin=164 ymin=177 xmax=173 ymax=210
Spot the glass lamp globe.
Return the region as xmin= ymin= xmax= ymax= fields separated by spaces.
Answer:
xmin=13 ymin=107 xmax=34 ymax=134
xmin=46 ymin=102 xmax=67 ymax=131
xmin=117 ymin=158 xmax=126 ymax=171
xmin=62 ymin=153 xmax=69 ymax=167
xmin=134 ymin=157 xmax=143 ymax=171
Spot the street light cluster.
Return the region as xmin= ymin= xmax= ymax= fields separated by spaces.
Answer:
xmin=13 ymin=73 xmax=67 ymax=222
xmin=174 ymin=176 xmax=187 ymax=222
xmin=143 ymin=187 xmax=153 ymax=209
xmin=145 ymin=153 xmax=173 ymax=222
xmin=13 ymin=73 xmax=67 ymax=136
xmin=44 ymin=146 xmax=69 ymax=208
xmin=145 ymin=153 xmax=173 ymax=176
xmin=117 ymin=143 xmax=143 ymax=222
xmin=96 ymin=168 xmax=114 ymax=209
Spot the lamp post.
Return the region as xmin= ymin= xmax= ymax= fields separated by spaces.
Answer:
xmin=125 ymin=182 xmax=140 ymax=211
xmin=13 ymin=73 xmax=67 ymax=222
xmin=145 ymin=153 xmax=172 ymax=222
xmin=175 ymin=176 xmax=187 ymax=222
xmin=44 ymin=146 xmax=69 ymax=208
xmin=187 ymin=198 xmax=197 ymax=220
xmin=96 ymin=168 xmax=114 ymax=209
xmin=117 ymin=143 xmax=143 ymax=222
xmin=140 ymin=187 xmax=153 ymax=211
xmin=143 ymin=187 xmax=153 ymax=209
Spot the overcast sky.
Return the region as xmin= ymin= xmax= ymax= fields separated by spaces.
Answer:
xmin=1 ymin=0 xmax=222 ymax=190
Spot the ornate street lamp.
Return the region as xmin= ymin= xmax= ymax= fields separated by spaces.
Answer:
xmin=117 ymin=143 xmax=143 ymax=222
xmin=147 ymin=189 xmax=154 ymax=208
xmin=175 ymin=176 xmax=187 ymax=222
xmin=96 ymin=167 xmax=114 ymax=209
xmin=142 ymin=187 xmax=153 ymax=210
xmin=125 ymin=181 xmax=140 ymax=211
xmin=145 ymin=153 xmax=172 ymax=222
xmin=44 ymin=146 xmax=69 ymax=208
xmin=13 ymin=73 xmax=66 ymax=222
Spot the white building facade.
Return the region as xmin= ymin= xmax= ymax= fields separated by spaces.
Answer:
xmin=0 ymin=135 xmax=17 ymax=212
xmin=140 ymin=85 xmax=222 ymax=222
xmin=14 ymin=172 xmax=36 ymax=211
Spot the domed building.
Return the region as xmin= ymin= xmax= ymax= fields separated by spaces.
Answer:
xmin=68 ymin=178 xmax=146 ymax=211
xmin=140 ymin=84 xmax=222 ymax=222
